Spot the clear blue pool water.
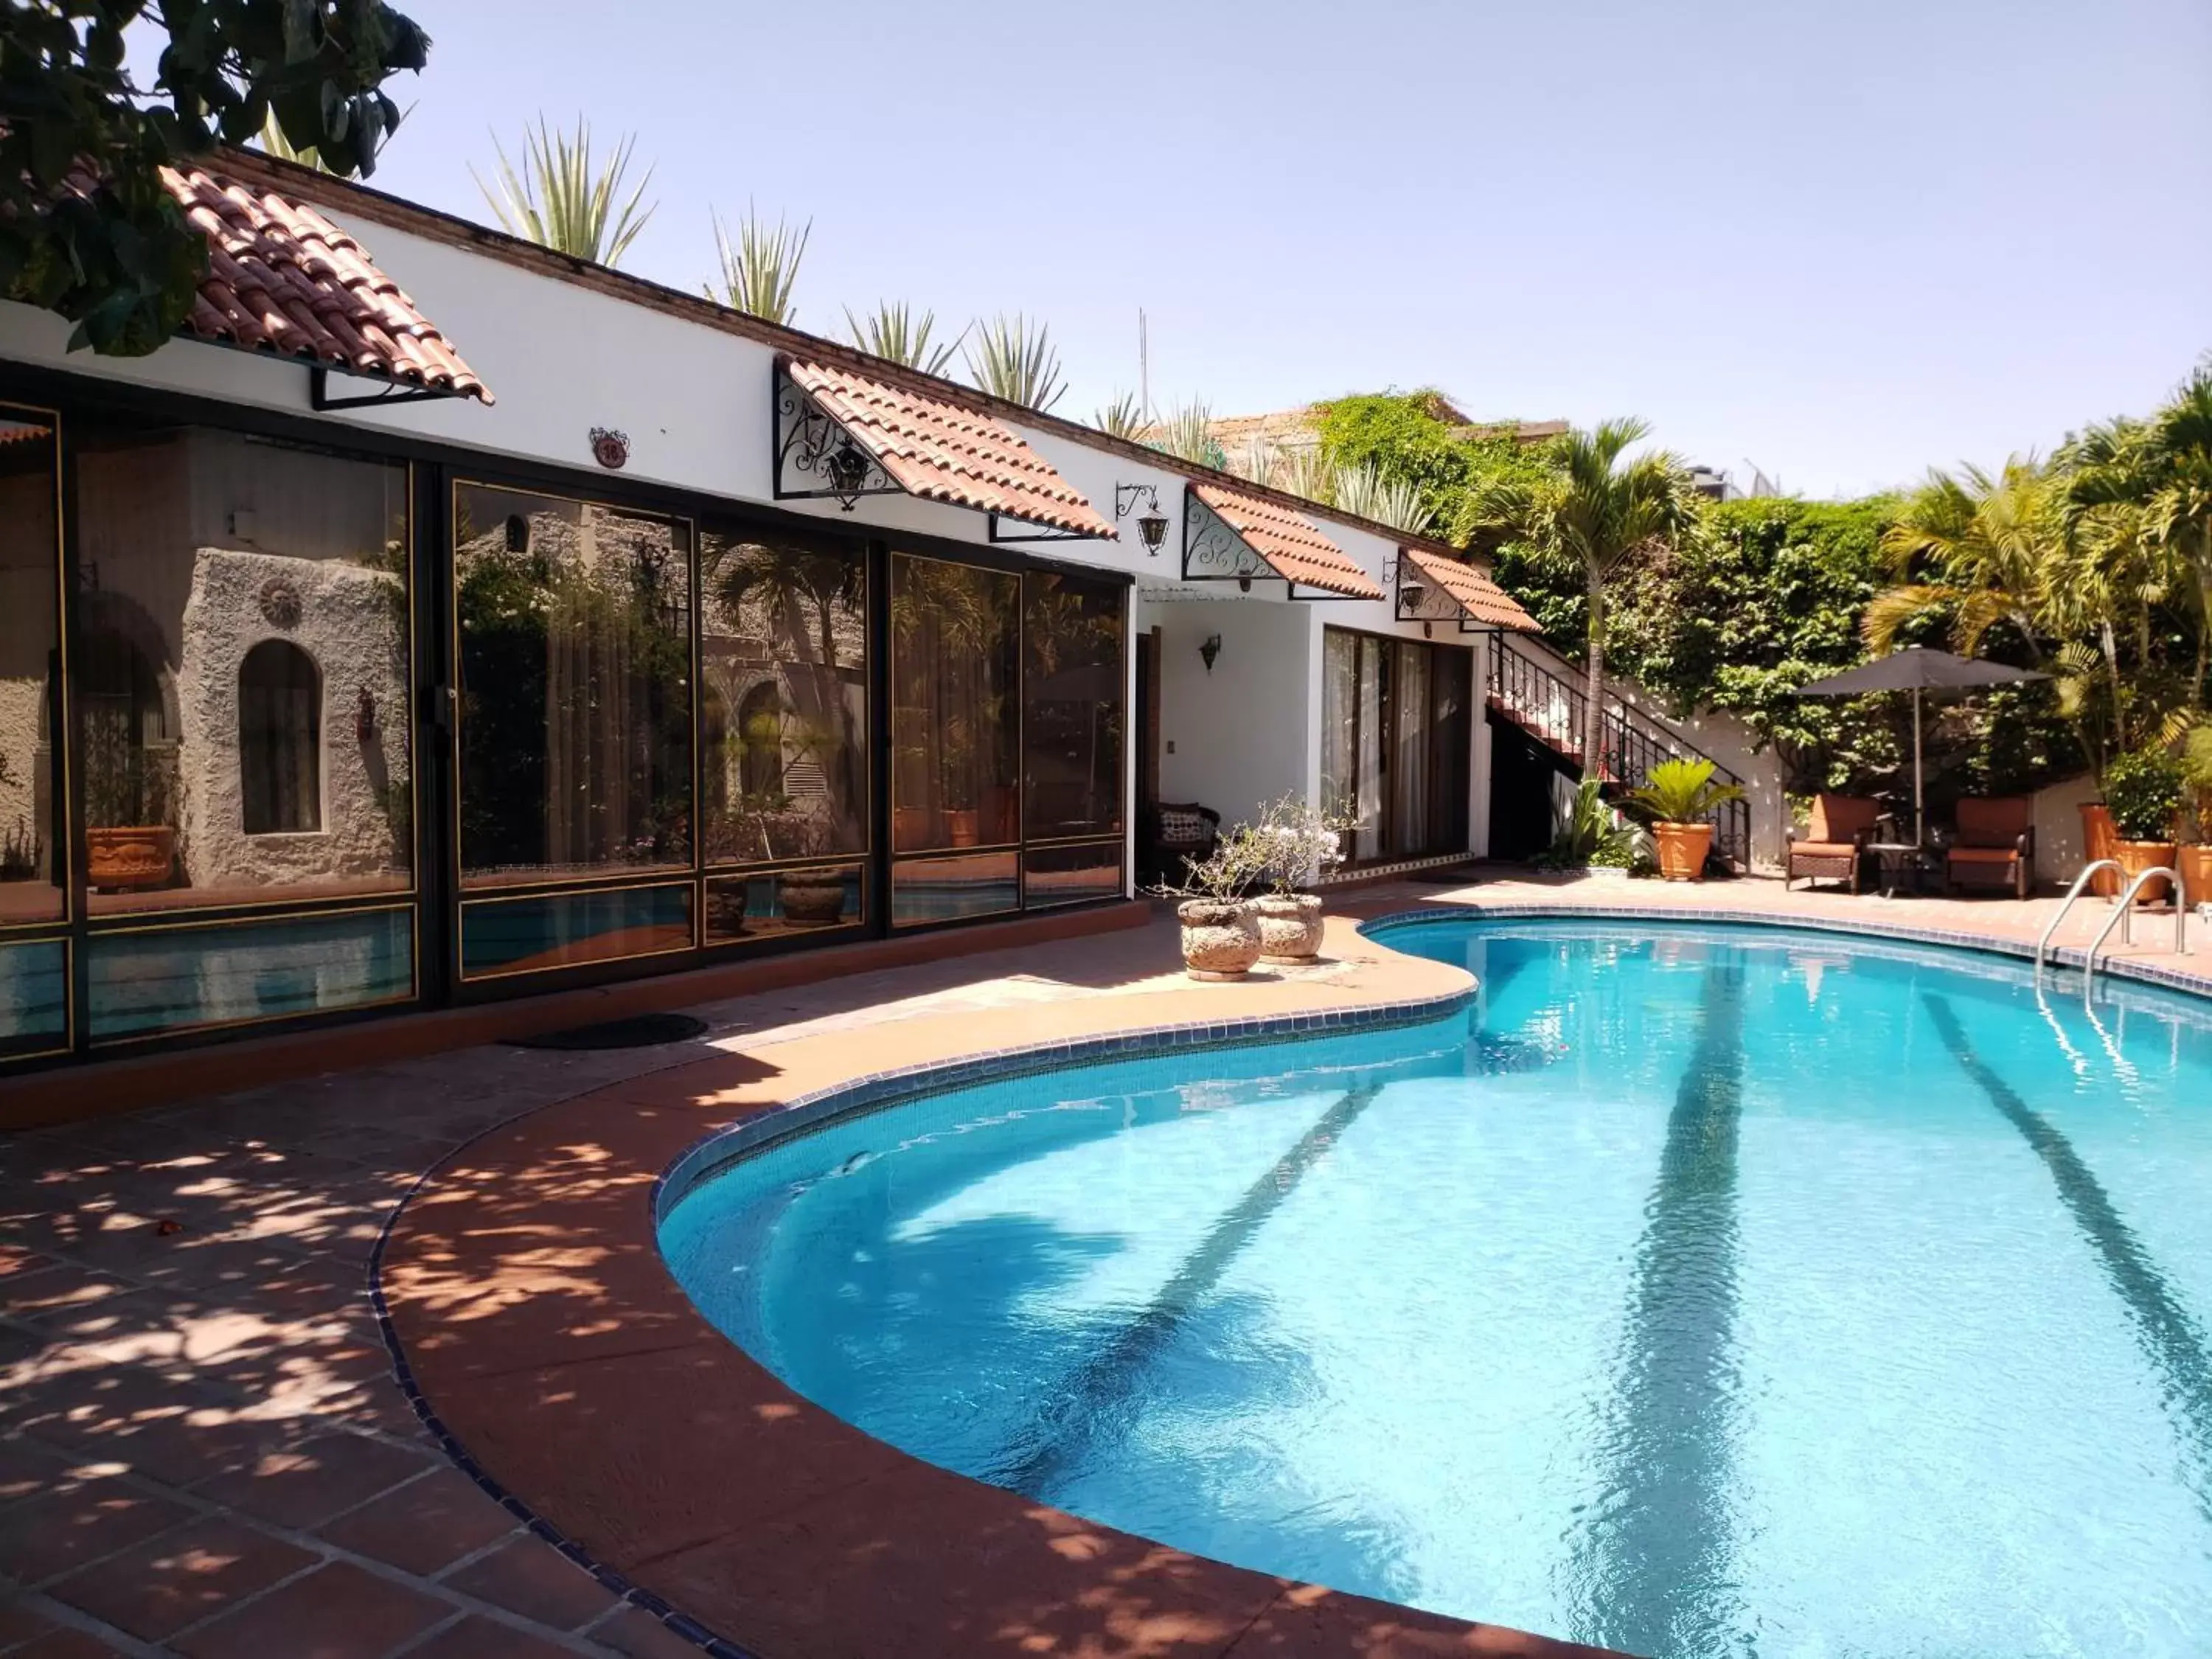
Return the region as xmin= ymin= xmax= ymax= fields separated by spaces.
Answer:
xmin=658 ymin=918 xmax=2212 ymax=1658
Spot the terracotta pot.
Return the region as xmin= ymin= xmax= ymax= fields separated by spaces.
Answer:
xmin=2180 ymin=843 xmax=2212 ymax=909
xmin=86 ymin=826 xmax=174 ymax=892
xmin=2079 ymin=803 xmax=2120 ymax=897
xmin=893 ymin=805 xmax=931 ymax=852
xmin=2112 ymin=838 xmax=2178 ymax=905
xmin=777 ymin=873 xmax=849 ymax=925
xmin=1177 ymin=899 xmax=1261 ymax=981
xmin=1253 ymin=893 xmax=1325 ymax=964
xmin=945 ymin=809 xmax=981 ymax=848
xmin=1652 ymin=821 xmax=1714 ymax=883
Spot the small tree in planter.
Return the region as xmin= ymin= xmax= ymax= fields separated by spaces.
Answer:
xmin=2102 ymin=745 xmax=2184 ymax=905
xmin=2181 ymin=725 xmax=2212 ymax=910
xmin=1153 ymin=821 xmax=1270 ymax=981
xmin=1624 ymin=758 xmax=1744 ymax=883
xmin=1538 ymin=776 xmax=1638 ymax=880
xmin=1248 ymin=795 xmax=1359 ymax=963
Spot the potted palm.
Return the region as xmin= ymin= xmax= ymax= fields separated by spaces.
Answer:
xmin=1539 ymin=776 xmax=1638 ymax=881
xmin=1626 ymin=758 xmax=1743 ymax=883
xmin=1248 ymin=796 xmax=1357 ymax=964
xmin=2101 ymin=746 xmax=2183 ymax=905
xmin=2183 ymin=726 xmax=2212 ymax=910
xmin=1157 ymin=825 xmax=1266 ymax=981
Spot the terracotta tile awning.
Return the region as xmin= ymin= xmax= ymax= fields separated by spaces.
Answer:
xmin=1186 ymin=484 xmax=1384 ymax=600
xmin=1399 ymin=546 xmax=1537 ymax=632
xmin=779 ymin=358 xmax=1113 ymax=538
xmin=163 ymin=161 xmax=493 ymax=403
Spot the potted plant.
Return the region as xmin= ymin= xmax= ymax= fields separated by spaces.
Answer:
xmin=2101 ymin=745 xmax=2183 ymax=905
xmin=1156 ymin=826 xmax=1266 ymax=981
xmin=82 ymin=716 xmax=175 ymax=892
xmin=1625 ymin=757 xmax=1744 ymax=883
xmin=776 ymin=817 xmax=851 ymax=925
xmin=1539 ymin=776 xmax=1637 ymax=882
xmin=2183 ymin=725 xmax=2212 ymax=910
xmin=1247 ymin=795 xmax=1357 ymax=964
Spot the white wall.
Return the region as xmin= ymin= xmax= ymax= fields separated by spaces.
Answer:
xmin=1141 ymin=592 xmax=1315 ymax=831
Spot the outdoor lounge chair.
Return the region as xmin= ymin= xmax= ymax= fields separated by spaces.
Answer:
xmin=1944 ymin=796 xmax=2036 ymax=899
xmin=1144 ymin=801 xmax=1220 ymax=886
xmin=1785 ymin=794 xmax=1885 ymax=893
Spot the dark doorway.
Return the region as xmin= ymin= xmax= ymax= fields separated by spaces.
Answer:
xmin=1486 ymin=707 xmax=1568 ymax=862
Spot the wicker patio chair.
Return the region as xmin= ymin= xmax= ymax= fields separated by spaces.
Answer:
xmin=1944 ymin=797 xmax=2036 ymax=899
xmin=1785 ymin=794 xmax=1885 ymax=894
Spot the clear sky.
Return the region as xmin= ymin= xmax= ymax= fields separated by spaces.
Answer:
xmin=319 ymin=0 xmax=2208 ymax=498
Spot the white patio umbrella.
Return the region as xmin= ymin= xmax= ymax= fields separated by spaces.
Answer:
xmin=1791 ymin=646 xmax=2048 ymax=846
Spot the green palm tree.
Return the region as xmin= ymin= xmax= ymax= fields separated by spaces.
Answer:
xmin=1461 ymin=417 xmax=1693 ymax=767
xmin=708 ymin=205 xmax=809 ymax=325
xmin=844 ymin=301 xmax=959 ymax=375
xmin=1867 ymin=460 xmax=2063 ymax=658
xmin=473 ymin=118 xmax=657 ymax=268
xmin=964 ymin=313 xmax=1065 ymax=412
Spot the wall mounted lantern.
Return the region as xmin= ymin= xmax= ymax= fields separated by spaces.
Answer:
xmin=824 ymin=437 xmax=875 ymax=507
xmin=1200 ymin=633 xmax=1222 ymax=674
xmin=1116 ymin=484 xmax=1169 ymax=556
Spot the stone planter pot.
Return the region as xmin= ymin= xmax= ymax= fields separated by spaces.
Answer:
xmin=2113 ymin=838 xmax=2178 ymax=905
xmin=2080 ymin=803 xmax=2121 ymax=897
xmin=1178 ymin=899 xmax=1262 ymax=981
xmin=86 ymin=826 xmax=175 ymax=892
xmin=1253 ymin=893 xmax=1325 ymax=964
xmin=1652 ymin=821 xmax=1713 ymax=883
xmin=2180 ymin=843 xmax=2212 ymax=910
xmin=778 ymin=873 xmax=849 ymax=925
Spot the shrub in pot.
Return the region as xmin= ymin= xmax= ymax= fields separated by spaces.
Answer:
xmin=1247 ymin=795 xmax=1357 ymax=964
xmin=1156 ymin=829 xmax=1265 ymax=981
xmin=2180 ymin=725 xmax=2212 ymax=909
xmin=1625 ymin=759 xmax=1744 ymax=883
xmin=2102 ymin=746 xmax=2183 ymax=905
xmin=1537 ymin=776 xmax=1636 ymax=881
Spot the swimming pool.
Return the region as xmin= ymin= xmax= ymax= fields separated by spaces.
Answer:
xmin=657 ymin=916 xmax=2212 ymax=1658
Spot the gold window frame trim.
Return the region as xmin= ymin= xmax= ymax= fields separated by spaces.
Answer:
xmin=455 ymin=876 xmax=698 ymax=984
xmin=81 ymin=900 xmax=419 ymax=1049
xmin=80 ymin=451 xmax=423 ymax=923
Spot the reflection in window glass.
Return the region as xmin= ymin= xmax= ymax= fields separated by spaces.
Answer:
xmin=891 ymin=556 xmax=1018 ymax=852
xmin=73 ymin=427 xmax=411 ymax=913
xmin=698 ymin=532 xmax=867 ymax=866
xmin=1023 ymin=842 xmax=1122 ymax=908
xmin=86 ymin=908 xmax=412 ymax=1041
xmin=892 ymin=851 xmax=1019 ymax=926
xmin=703 ymin=866 xmax=863 ymax=945
xmin=459 ymin=883 xmax=693 ymax=979
xmin=0 ymin=408 xmax=62 ymax=927
xmin=0 ymin=938 xmax=68 ymax=1056
xmin=1023 ymin=572 xmax=1124 ymax=841
xmin=455 ymin=485 xmax=692 ymax=886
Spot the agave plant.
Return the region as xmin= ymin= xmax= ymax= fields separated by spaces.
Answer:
xmin=1332 ymin=462 xmax=1433 ymax=534
xmin=1093 ymin=391 xmax=1147 ymax=440
xmin=1149 ymin=399 xmax=1225 ymax=470
xmin=844 ymin=301 xmax=959 ymax=375
xmin=709 ymin=206 xmax=810 ymax=324
xmin=1272 ymin=445 xmax=1337 ymax=507
xmin=964 ymin=313 xmax=1067 ymax=412
xmin=473 ymin=117 xmax=657 ymax=268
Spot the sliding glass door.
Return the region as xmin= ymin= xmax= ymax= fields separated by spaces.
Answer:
xmin=1322 ymin=627 xmax=1472 ymax=866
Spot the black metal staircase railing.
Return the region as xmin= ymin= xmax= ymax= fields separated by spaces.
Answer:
xmin=1486 ymin=633 xmax=1751 ymax=869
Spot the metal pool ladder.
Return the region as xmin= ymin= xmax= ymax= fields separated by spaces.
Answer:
xmin=2081 ymin=866 xmax=2190 ymax=1001
xmin=2034 ymin=860 xmax=2123 ymax=983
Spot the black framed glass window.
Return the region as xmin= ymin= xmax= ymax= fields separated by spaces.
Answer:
xmin=1023 ymin=570 xmax=1124 ymax=841
xmin=72 ymin=425 xmax=413 ymax=914
xmin=453 ymin=483 xmax=693 ymax=887
xmin=0 ymin=405 xmax=63 ymax=932
xmin=891 ymin=554 xmax=1020 ymax=855
xmin=1323 ymin=627 xmax=1472 ymax=864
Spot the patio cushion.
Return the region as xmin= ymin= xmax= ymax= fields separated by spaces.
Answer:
xmin=1955 ymin=796 xmax=2031 ymax=846
xmin=1158 ymin=807 xmax=1209 ymax=844
xmin=1947 ymin=845 xmax=2023 ymax=864
xmin=1809 ymin=794 xmax=1882 ymax=842
xmin=1790 ymin=841 xmax=1861 ymax=860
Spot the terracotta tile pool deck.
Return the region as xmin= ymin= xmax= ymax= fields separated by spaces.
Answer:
xmin=2 ymin=872 xmax=2206 ymax=1655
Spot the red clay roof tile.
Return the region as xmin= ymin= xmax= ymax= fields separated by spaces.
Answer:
xmin=783 ymin=358 xmax=1111 ymax=539
xmin=1190 ymin=483 xmax=1385 ymax=600
xmin=1402 ymin=545 xmax=1537 ymax=632
xmin=159 ymin=161 xmax=491 ymax=403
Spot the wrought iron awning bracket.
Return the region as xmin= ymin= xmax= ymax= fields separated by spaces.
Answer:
xmin=986 ymin=511 xmax=1109 ymax=544
xmin=1395 ymin=549 xmax=1503 ymax=632
xmin=1180 ymin=487 xmax=1279 ymax=587
xmin=308 ymin=364 xmax=452 ymax=412
xmin=771 ymin=364 xmax=900 ymax=510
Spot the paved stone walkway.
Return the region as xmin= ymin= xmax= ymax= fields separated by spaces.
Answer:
xmin=0 ymin=873 xmax=2202 ymax=1655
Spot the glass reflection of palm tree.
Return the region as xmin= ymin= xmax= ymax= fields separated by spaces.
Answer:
xmin=892 ymin=559 xmax=1018 ymax=847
